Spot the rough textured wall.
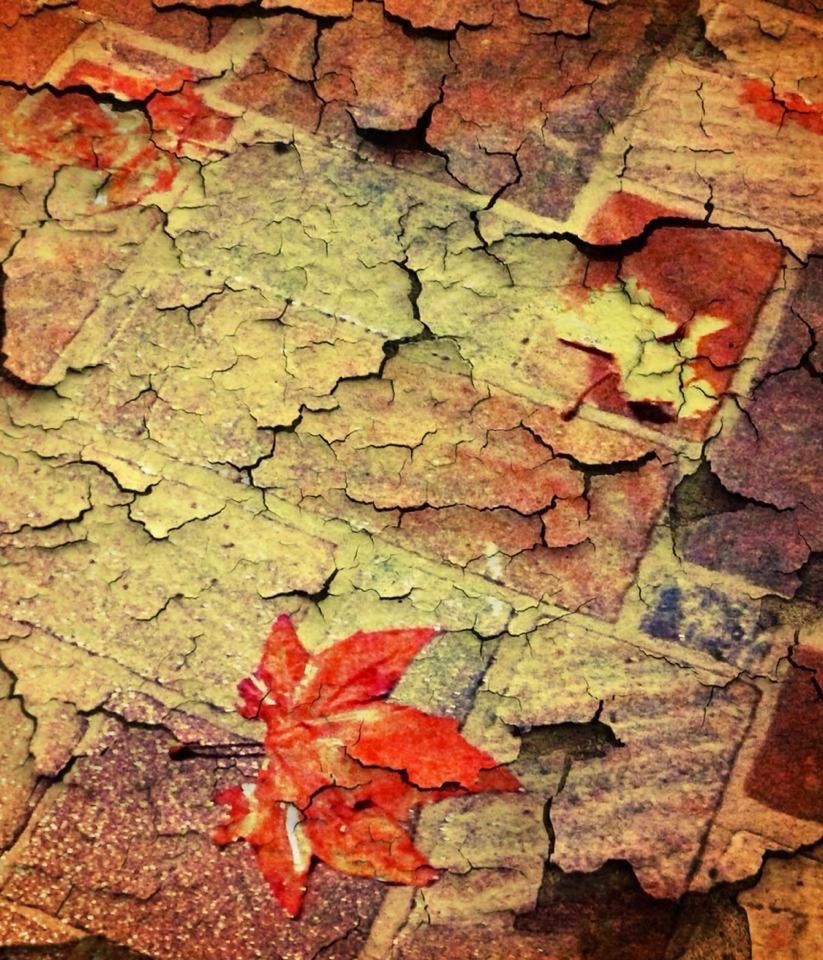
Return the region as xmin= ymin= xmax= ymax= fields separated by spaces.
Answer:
xmin=0 ymin=1 xmax=820 ymax=958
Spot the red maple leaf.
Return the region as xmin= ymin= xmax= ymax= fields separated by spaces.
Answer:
xmin=211 ymin=615 xmax=520 ymax=916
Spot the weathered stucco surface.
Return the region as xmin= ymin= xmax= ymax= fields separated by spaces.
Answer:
xmin=0 ymin=1 xmax=821 ymax=958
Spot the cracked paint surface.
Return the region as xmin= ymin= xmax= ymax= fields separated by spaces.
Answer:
xmin=0 ymin=0 xmax=821 ymax=958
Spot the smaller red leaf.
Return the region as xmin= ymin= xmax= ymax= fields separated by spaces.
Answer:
xmin=212 ymin=617 xmax=521 ymax=916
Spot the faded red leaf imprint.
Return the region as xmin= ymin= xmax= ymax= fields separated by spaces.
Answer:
xmin=212 ymin=615 xmax=520 ymax=916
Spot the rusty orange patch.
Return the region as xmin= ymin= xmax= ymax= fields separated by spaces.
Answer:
xmin=745 ymin=648 xmax=823 ymax=823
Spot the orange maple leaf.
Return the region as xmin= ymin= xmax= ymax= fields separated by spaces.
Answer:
xmin=212 ymin=615 xmax=520 ymax=916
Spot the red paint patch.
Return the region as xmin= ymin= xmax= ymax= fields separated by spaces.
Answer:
xmin=3 ymin=75 xmax=234 ymax=207
xmin=563 ymin=193 xmax=783 ymax=434
xmin=3 ymin=91 xmax=180 ymax=207
xmin=148 ymin=83 xmax=236 ymax=157
xmin=624 ymin=226 xmax=783 ymax=397
xmin=745 ymin=647 xmax=823 ymax=823
xmin=741 ymin=79 xmax=823 ymax=137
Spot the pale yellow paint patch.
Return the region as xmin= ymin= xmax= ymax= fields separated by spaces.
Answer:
xmin=553 ymin=283 xmax=728 ymax=417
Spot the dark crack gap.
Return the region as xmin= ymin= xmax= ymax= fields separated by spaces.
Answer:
xmin=152 ymin=1 xmax=349 ymax=24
